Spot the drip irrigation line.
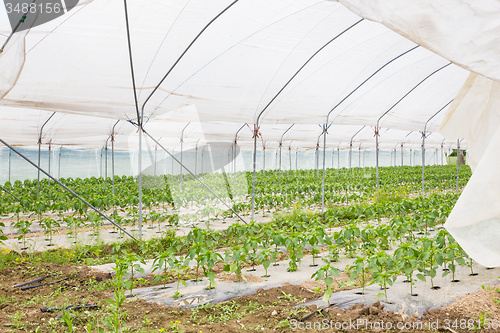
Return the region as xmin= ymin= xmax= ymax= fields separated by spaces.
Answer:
xmin=21 ymin=277 xmax=69 ymax=290
xmin=0 ymin=0 xmax=37 ymax=53
xmin=141 ymin=128 xmax=247 ymax=225
xmin=13 ymin=274 xmax=60 ymax=288
xmin=41 ymin=303 xmax=98 ymax=313
xmin=0 ymin=184 xmax=19 ymax=201
xmin=0 ymin=138 xmax=138 ymax=241
xmin=141 ymin=0 xmax=239 ymax=119
xmin=123 ymin=0 xmax=141 ymax=126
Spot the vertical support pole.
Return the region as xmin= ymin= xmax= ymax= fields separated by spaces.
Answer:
xmin=201 ymin=148 xmax=204 ymax=175
xmin=358 ymin=144 xmax=361 ymax=171
xmin=99 ymin=148 xmax=103 ymax=178
xmin=180 ymin=122 xmax=190 ymax=191
xmin=105 ymin=145 xmax=108 ymax=189
xmin=8 ymin=149 xmax=11 ymax=182
xmin=180 ymin=139 xmax=183 ymax=190
xmin=350 ymin=144 xmax=355 ymax=174
xmin=295 ymin=148 xmax=299 ymax=171
xmin=315 ymin=146 xmax=319 ymax=182
xmin=36 ymin=112 xmax=55 ymax=200
xmin=263 ymin=143 xmax=266 ymax=171
xmin=421 ymin=133 xmax=426 ymax=196
xmin=195 ymin=145 xmax=198 ymax=176
xmin=337 ymin=147 xmax=340 ymax=170
xmin=138 ymin=127 xmax=143 ymax=239
xmin=375 ymin=131 xmax=380 ymax=200
xmin=58 ymin=146 xmax=63 ymax=180
xmin=37 ymin=139 xmax=41 ymax=200
xmin=288 ymin=145 xmax=292 ymax=172
xmin=171 ymin=148 xmax=175 ymax=175
xmin=456 ymin=139 xmax=460 ymax=193
xmin=154 ymin=146 xmax=157 ymax=176
xmin=110 ymin=121 xmax=118 ymax=195
xmin=251 ymin=124 xmax=257 ymax=221
xmin=331 ymin=149 xmax=334 ymax=168
xmin=321 ymin=125 xmax=327 ymax=213
xmin=112 ymin=137 xmax=116 ymax=195
xmin=278 ymin=142 xmax=283 ymax=187
xmin=441 ymin=142 xmax=444 ymax=172
xmin=401 ymin=144 xmax=404 ymax=168
xmin=48 ymin=143 xmax=52 ymax=186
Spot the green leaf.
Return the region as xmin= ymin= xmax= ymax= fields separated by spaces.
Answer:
xmin=416 ymin=274 xmax=426 ymax=282
xmin=324 ymin=277 xmax=334 ymax=287
xmin=322 ymin=287 xmax=333 ymax=305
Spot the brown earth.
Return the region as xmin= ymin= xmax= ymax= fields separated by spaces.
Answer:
xmin=1 ymin=262 xmax=499 ymax=333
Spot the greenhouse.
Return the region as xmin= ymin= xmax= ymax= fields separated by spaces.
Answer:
xmin=0 ymin=0 xmax=499 ymax=332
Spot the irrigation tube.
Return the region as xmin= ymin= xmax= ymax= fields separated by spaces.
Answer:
xmin=279 ymin=124 xmax=294 ymax=187
xmin=375 ymin=63 xmax=452 ymax=199
xmin=0 ymin=138 xmax=138 ymax=241
xmin=251 ymin=19 xmax=364 ymax=221
xmin=421 ymin=99 xmax=453 ymax=195
xmin=321 ymin=45 xmax=420 ymax=212
xmin=141 ymin=129 xmax=247 ymax=224
xmin=37 ymin=112 xmax=56 ymax=200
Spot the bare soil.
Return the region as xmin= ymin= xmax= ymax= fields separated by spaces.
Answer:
xmin=1 ymin=262 xmax=499 ymax=332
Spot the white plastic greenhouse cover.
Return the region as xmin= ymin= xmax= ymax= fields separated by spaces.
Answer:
xmin=335 ymin=0 xmax=500 ymax=266
xmin=0 ymin=0 xmax=499 ymax=264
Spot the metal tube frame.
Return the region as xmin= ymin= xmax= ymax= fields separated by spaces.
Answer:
xmin=278 ymin=124 xmax=294 ymax=187
xmin=250 ymin=21 xmax=363 ymax=220
xmin=1 ymin=137 xmax=137 ymax=240
xmin=421 ymin=100 xmax=453 ymax=195
xmin=375 ymin=63 xmax=451 ymax=199
xmin=37 ymin=112 xmax=55 ymax=200
xmin=140 ymin=128 xmax=247 ymax=224
xmin=348 ymin=126 xmax=365 ymax=177
xmin=180 ymin=122 xmax=191 ymax=191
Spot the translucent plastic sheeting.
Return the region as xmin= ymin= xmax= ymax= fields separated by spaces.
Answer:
xmin=334 ymin=0 xmax=500 ymax=266
xmin=0 ymin=0 xmax=469 ymax=132
xmin=0 ymin=107 xmax=462 ymax=151
xmin=440 ymin=73 xmax=500 ymax=267
xmin=335 ymin=0 xmax=500 ymax=83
